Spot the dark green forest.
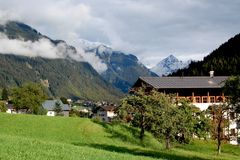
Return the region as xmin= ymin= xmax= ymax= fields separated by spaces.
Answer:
xmin=171 ymin=33 xmax=240 ymax=76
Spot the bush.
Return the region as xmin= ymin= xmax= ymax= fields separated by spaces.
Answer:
xmin=0 ymin=101 xmax=7 ymax=112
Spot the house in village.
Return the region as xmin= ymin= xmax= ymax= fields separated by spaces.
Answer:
xmin=42 ymin=100 xmax=70 ymax=117
xmin=94 ymin=105 xmax=117 ymax=122
xmin=6 ymin=103 xmax=15 ymax=114
xmin=6 ymin=103 xmax=28 ymax=114
xmin=130 ymin=72 xmax=239 ymax=145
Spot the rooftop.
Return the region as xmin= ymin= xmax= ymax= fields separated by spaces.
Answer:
xmin=137 ymin=76 xmax=229 ymax=89
xmin=42 ymin=100 xmax=70 ymax=111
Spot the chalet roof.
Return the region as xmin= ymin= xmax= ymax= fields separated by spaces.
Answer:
xmin=138 ymin=76 xmax=229 ymax=89
xmin=42 ymin=100 xmax=70 ymax=111
xmin=99 ymin=105 xmax=117 ymax=111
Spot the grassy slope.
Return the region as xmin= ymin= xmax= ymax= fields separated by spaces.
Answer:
xmin=0 ymin=113 xmax=239 ymax=160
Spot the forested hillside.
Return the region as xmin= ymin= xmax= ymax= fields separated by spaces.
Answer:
xmin=0 ymin=54 xmax=122 ymax=101
xmin=171 ymin=33 xmax=240 ymax=76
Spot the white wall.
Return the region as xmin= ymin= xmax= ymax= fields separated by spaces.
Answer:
xmin=192 ymin=103 xmax=221 ymax=111
xmin=47 ymin=111 xmax=56 ymax=116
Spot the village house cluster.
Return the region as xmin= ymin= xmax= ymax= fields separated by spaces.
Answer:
xmin=4 ymin=98 xmax=117 ymax=123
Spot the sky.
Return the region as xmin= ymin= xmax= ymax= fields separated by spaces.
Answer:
xmin=0 ymin=0 xmax=240 ymax=68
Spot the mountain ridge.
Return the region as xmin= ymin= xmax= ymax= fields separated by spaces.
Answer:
xmin=151 ymin=55 xmax=190 ymax=76
xmin=83 ymin=43 xmax=158 ymax=93
xmin=171 ymin=33 xmax=240 ymax=76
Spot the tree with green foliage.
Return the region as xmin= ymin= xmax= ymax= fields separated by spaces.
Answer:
xmin=207 ymin=104 xmax=229 ymax=155
xmin=175 ymin=99 xmax=197 ymax=143
xmin=60 ymin=97 xmax=69 ymax=104
xmin=54 ymin=101 xmax=63 ymax=116
xmin=118 ymin=89 xmax=154 ymax=140
xmin=1 ymin=88 xmax=8 ymax=100
xmin=193 ymin=110 xmax=211 ymax=140
xmin=150 ymin=91 xmax=178 ymax=149
xmin=0 ymin=101 xmax=7 ymax=112
xmin=11 ymin=82 xmax=47 ymax=114
xmin=118 ymin=89 xmax=211 ymax=149
xmin=223 ymin=76 xmax=240 ymax=113
xmin=150 ymin=92 xmax=197 ymax=148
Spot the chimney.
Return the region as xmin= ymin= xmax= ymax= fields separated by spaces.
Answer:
xmin=209 ymin=71 xmax=214 ymax=78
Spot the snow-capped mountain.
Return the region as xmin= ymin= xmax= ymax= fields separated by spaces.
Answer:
xmin=80 ymin=43 xmax=157 ymax=93
xmin=151 ymin=55 xmax=190 ymax=76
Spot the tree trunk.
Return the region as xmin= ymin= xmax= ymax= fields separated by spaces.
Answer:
xmin=165 ymin=131 xmax=171 ymax=149
xmin=217 ymin=139 xmax=221 ymax=155
xmin=139 ymin=113 xmax=145 ymax=141
xmin=217 ymin=118 xmax=222 ymax=155
xmin=140 ymin=125 xmax=145 ymax=141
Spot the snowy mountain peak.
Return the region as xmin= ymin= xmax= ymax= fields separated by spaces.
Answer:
xmin=160 ymin=55 xmax=179 ymax=65
xmin=151 ymin=55 xmax=190 ymax=76
xmin=96 ymin=44 xmax=112 ymax=55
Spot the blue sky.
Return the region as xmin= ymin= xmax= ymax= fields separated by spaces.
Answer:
xmin=0 ymin=0 xmax=240 ymax=67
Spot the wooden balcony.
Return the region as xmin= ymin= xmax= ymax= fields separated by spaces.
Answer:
xmin=176 ymin=96 xmax=226 ymax=103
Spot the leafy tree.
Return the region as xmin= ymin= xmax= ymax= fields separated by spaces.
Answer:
xmin=60 ymin=97 xmax=69 ymax=104
xmin=150 ymin=91 xmax=178 ymax=149
xmin=0 ymin=101 xmax=7 ymax=112
xmin=1 ymin=88 xmax=8 ymax=100
xmin=223 ymin=76 xmax=240 ymax=113
xmin=54 ymin=101 xmax=63 ymax=116
xmin=193 ymin=110 xmax=211 ymax=140
xmin=150 ymin=92 xmax=198 ymax=148
xmin=118 ymin=89 xmax=154 ymax=140
xmin=207 ymin=104 xmax=229 ymax=155
xmin=175 ymin=99 xmax=196 ymax=143
xmin=118 ymin=89 xmax=210 ymax=149
xmin=11 ymin=82 xmax=47 ymax=114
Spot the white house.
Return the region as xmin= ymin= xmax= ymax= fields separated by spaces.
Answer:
xmin=95 ymin=105 xmax=117 ymax=122
xmin=6 ymin=103 xmax=27 ymax=114
xmin=42 ymin=100 xmax=70 ymax=117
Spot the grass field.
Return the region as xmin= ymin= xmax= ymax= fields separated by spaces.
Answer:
xmin=0 ymin=113 xmax=239 ymax=160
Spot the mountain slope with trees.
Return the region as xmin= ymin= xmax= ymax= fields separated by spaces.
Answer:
xmin=0 ymin=21 xmax=122 ymax=101
xmin=171 ymin=33 xmax=240 ymax=76
xmin=0 ymin=54 xmax=122 ymax=101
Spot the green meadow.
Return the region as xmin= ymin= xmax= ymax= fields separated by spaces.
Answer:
xmin=0 ymin=113 xmax=239 ymax=160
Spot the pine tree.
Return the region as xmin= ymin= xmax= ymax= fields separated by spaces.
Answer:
xmin=1 ymin=88 xmax=8 ymax=100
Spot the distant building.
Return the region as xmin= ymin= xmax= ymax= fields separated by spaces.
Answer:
xmin=130 ymin=73 xmax=239 ymax=145
xmin=94 ymin=105 xmax=117 ymax=122
xmin=42 ymin=100 xmax=70 ymax=117
xmin=6 ymin=103 xmax=27 ymax=114
xmin=6 ymin=103 xmax=15 ymax=114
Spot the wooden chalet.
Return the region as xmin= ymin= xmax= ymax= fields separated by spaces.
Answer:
xmin=131 ymin=75 xmax=229 ymax=105
xmin=131 ymin=74 xmax=240 ymax=145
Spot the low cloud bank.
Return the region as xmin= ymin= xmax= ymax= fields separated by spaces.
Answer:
xmin=0 ymin=33 xmax=107 ymax=73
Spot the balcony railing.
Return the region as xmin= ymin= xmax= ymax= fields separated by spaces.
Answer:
xmin=177 ymin=96 xmax=226 ymax=104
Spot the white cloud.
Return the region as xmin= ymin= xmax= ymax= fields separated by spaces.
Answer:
xmin=0 ymin=0 xmax=240 ymax=67
xmin=0 ymin=33 xmax=67 ymax=58
xmin=0 ymin=33 xmax=107 ymax=73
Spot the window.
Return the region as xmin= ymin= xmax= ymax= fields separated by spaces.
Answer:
xmin=210 ymin=97 xmax=215 ymax=103
xmin=202 ymin=97 xmax=208 ymax=103
xmin=195 ymin=97 xmax=201 ymax=103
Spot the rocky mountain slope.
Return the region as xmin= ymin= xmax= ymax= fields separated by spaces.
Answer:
xmin=82 ymin=43 xmax=158 ymax=93
xmin=151 ymin=55 xmax=190 ymax=76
